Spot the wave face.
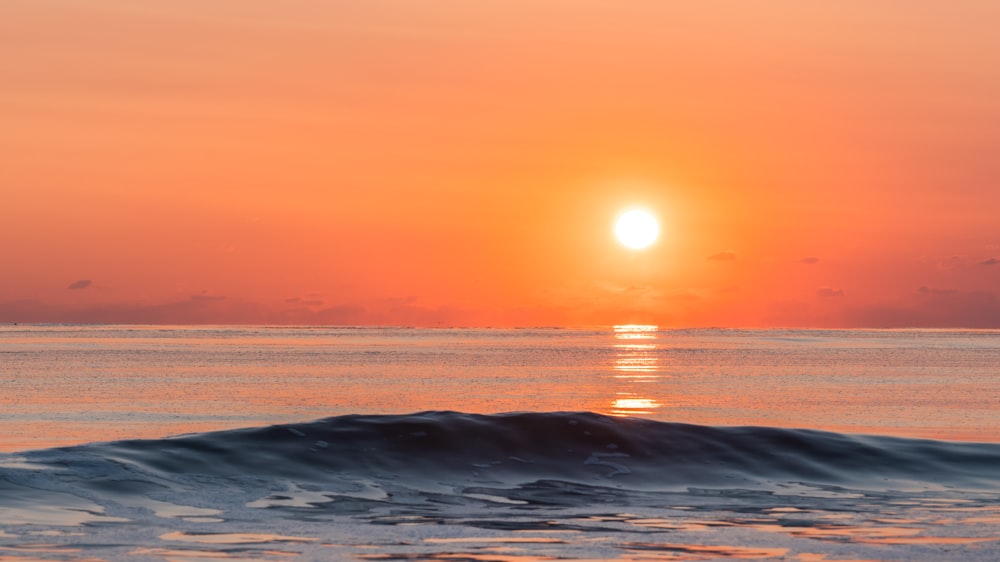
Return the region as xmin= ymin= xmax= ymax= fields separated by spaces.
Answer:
xmin=4 ymin=413 xmax=1000 ymax=561
xmin=7 ymin=412 xmax=1000 ymax=494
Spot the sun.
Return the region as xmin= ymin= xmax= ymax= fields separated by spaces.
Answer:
xmin=615 ymin=209 xmax=659 ymax=249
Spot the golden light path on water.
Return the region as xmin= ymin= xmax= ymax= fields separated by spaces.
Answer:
xmin=609 ymin=324 xmax=663 ymax=416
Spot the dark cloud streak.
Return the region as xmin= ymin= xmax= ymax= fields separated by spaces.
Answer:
xmin=844 ymin=290 xmax=1000 ymax=328
xmin=816 ymin=287 xmax=844 ymax=298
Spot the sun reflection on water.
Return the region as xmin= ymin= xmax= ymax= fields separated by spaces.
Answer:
xmin=609 ymin=325 xmax=662 ymax=416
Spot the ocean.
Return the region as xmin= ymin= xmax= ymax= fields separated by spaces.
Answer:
xmin=1 ymin=325 xmax=999 ymax=561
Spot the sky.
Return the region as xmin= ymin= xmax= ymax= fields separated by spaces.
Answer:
xmin=3 ymin=1 xmax=1000 ymax=327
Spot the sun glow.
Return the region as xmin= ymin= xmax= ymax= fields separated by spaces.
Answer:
xmin=615 ymin=210 xmax=659 ymax=249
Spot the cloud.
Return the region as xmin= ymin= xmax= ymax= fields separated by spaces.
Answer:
xmin=312 ymin=305 xmax=369 ymax=324
xmin=384 ymin=295 xmax=419 ymax=306
xmin=816 ymin=287 xmax=844 ymax=298
xmin=707 ymin=251 xmax=736 ymax=261
xmin=0 ymin=295 xmax=475 ymax=327
xmin=0 ymin=297 xmax=263 ymax=324
xmin=285 ymin=297 xmax=324 ymax=306
xmin=382 ymin=300 xmax=464 ymax=327
xmin=917 ymin=286 xmax=958 ymax=296
xmin=67 ymin=280 xmax=92 ymax=290
xmin=190 ymin=294 xmax=226 ymax=301
xmin=843 ymin=289 xmax=1000 ymax=328
xmin=937 ymin=255 xmax=965 ymax=270
xmin=800 ymin=257 xmax=820 ymax=265
xmin=979 ymin=257 xmax=999 ymax=266
xmin=285 ymin=293 xmax=326 ymax=308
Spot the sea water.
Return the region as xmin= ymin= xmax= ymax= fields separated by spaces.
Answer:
xmin=1 ymin=325 xmax=999 ymax=560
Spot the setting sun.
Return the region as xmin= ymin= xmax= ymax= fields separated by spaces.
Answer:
xmin=615 ymin=210 xmax=660 ymax=249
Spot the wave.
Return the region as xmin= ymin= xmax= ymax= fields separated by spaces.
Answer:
xmin=5 ymin=412 xmax=1000 ymax=562
xmin=6 ymin=412 xmax=999 ymax=494
xmin=2 ymin=411 xmax=999 ymax=532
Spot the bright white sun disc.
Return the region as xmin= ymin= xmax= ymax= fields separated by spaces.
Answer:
xmin=615 ymin=210 xmax=659 ymax=249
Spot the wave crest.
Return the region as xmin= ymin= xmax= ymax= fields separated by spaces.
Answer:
xmin=13 ymin=411 xmax=998 ymax=492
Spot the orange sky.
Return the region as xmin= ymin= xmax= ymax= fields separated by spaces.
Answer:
xmin=3 ymin=1 xmax=1000 ymax=327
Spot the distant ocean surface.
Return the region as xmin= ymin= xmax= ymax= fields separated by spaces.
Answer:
xmin=2 ymin=325 xmax=999 ymax=560
xmin=3 ymin=325 xmax=999 ymax=450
